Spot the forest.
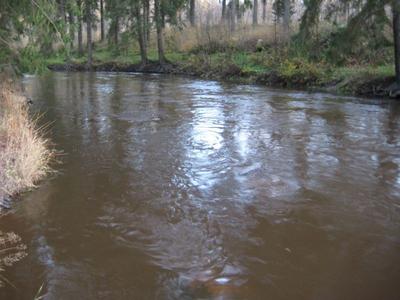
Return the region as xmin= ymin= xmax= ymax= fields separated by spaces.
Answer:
xmin=0 ymin=0 xmax=400 ymax=97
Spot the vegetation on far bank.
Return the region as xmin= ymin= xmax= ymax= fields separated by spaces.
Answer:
xmin=0 ymin=0 xmax=397 ymax=98
xmin=42 ymin=27 xmax=396 ymax=97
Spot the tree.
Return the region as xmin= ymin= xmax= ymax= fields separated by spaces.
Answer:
xmin=0 ymin=0 xmax=30 ymax=64
xmin=100 ymin=0 xmax=105 ymax=41
xmin=67 ymin=2 xmax=75 ymax=49
xmin=393 ymin=0 xmax=400 ymax=87
xmin=189 ymin=0 xmax=195 ymax=26
xmin=229 ymin=0 xmax=236 ymax=31
xmin=262 ymin=0 xmax=267 ymax=23
xmin=154 ymin=0 xmax=166 ymax=64
xmin=132 ymin=0 xmax=148 ymax=65
xmin=298 ymin=0 xmax=323 ymax=42
xmin=84 ymin=0 xmax=93 ymax=67
xmin=222 ymin=0 xmax=227 ymax=22
xmin=113 ymin=15 xmax=120 ymax=45
xmin=253 ymin=0 xmax=258 ymax=26
xmin=144 ymin=0 xmax=150 ymax=43
xmin=58 ymin=0 xmax=67 ymax=23
xmin=77 ymin=16 xmax=83 ymax=55
xmin=76 ymin=0 xmax=83 ymax=55
xmin=283 ymin=0 xmax=290 ymax=42
xmin=105 ymin=0 xmax=123 ymax=47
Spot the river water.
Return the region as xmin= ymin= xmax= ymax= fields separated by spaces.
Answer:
xmin=1 ymin=72 xmax=400 ymax=299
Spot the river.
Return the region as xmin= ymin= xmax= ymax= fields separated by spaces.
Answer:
xmin=1 ymin=72 xmax=400 ymax=299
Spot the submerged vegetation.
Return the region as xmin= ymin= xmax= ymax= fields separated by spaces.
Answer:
xmin=0 ymin=230 xmax=27 ymax=288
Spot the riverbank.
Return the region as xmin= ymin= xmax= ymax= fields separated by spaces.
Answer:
xmin=0 ymin=70 xmax=53 ymax=210
xmin=45 ymin=49 xmax=396 ymax=99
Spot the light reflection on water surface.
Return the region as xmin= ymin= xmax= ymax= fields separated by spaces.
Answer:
xmin=1 ymin=72 xmax=399 ymax=300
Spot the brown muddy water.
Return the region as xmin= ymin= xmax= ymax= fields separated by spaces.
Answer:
xmin=1 ymin=72 xmax=400 ymax=300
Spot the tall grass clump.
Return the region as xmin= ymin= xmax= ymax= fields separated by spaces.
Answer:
xmin=0 ymin=76 xmax=53 ymax=202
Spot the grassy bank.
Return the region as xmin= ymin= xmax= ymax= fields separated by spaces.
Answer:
xmin=44 ymin=44 xmax=395 ymax=98
xmin=0 ymin=71 xmax=53 ymax=209
xmin=0 ymin=70 xmax=50 ymax=288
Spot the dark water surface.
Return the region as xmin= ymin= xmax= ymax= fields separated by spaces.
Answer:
xmin=1 ymin=72 xmax=400 ymax=299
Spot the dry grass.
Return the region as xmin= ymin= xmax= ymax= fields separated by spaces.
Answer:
xmin=166 ymin=23 xmax=279 ymax=53
xmin=0 ymin=230 xmax=27 ymax=288
xmin=0 ymin=80 xmax=53 ymax=202
xmin=0 ymin=71 xmax=51 ymax=290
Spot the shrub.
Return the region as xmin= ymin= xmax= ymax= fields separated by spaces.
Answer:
xmin=277 ymin=58 xmax=326 ymax=86
xmin=18 ymin=46 xmax=48 ymax=74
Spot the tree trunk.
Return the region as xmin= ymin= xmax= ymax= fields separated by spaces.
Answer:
xmin=144 ymin=0 xmax=150 ymax=43
xmin=262 ymin=0 xmax=266 ymax=23
xmin=253 ymin=0 xmax=258 ymax=26
xmin=393 ymin=0 xmax=400 ymax=86
xmin=77 ymin=0 xmax=83 ymax=55
xmin=59 ymin=0 xmax=66 ymax=22
xmin=114 ymin=16 xmax=119 ymax=46
xmin=86 ymin=1 xmax=92 ymax=67
xmin=189 ymin=0 xmax=195 ymax=26
xmin=283 ymin=0 xmax=290 ymax=42
xmin=78 ymin=19 xmax=83 ymax=55
xmin=236 ymin=0 xmax=242 ymax=22
xmin=222 ymin=0 xmax=226 ymax=21
xmin=100 ymin=0 xmax=104 ymax=41
xmin=68 ymin=11 xmax=74 ymax=48
xmin=230 ymin=0 xmax=236 ymax=32
xmin=155 ymin=0 xmax=166 ymax=64
xmin=136 ymin=6 xmax=148 ymax=66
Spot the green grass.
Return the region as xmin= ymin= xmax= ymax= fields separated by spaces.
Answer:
xmin=327 ymin=64 xmax=395 ymax=95
xmin=332 ymin=64 xmax=395 ymax=81
xmin=41 ymin=42 xmax=395 ymax=96
xmin=232 ymin=52 xmax=267 ymax=74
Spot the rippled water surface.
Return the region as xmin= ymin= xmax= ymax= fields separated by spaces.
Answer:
xmin=1 ymin=72 xmax=400 ymax=299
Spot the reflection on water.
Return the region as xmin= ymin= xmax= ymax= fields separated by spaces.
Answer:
xmin=1 ymin=72 xmax=400 ymax=299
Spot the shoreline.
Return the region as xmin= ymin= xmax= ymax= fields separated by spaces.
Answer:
xmin=0 ymin=69 xmax=53 ymax=211
xmin=47 ymin=62 xmax=397 ymax=99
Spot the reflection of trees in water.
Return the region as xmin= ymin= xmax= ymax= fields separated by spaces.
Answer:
xmin=19 ymin=74 xmax=400 ymax=299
